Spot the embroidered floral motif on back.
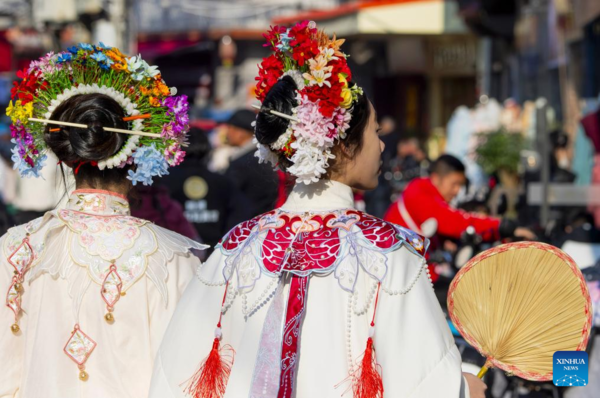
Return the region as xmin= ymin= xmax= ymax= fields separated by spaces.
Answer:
xmin=215 ymin=209 xmax=428 ymax=293
xmin=59 ymin=210 xmax=146 ymax=261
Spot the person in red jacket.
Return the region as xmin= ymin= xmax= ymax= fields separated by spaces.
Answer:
xmin=384 ymin=154 xmax=535 ymax=243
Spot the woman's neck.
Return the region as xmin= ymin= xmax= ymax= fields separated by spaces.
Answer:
xmin=75 ymin=183 xmax=131 ymax=197
xmin=328 ymin=173 xmax=353 ymax=189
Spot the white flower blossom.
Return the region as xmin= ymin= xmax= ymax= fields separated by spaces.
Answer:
xmin=254 ymin=138 xmax=279 ymax=169
xmin=270 ymin=128 xmax=293 ymax=151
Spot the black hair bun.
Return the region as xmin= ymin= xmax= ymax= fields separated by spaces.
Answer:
xmin=44 ymin=93 xmax=128 ymax=164
xmin=254 ymin=75 xmax=298 ymax=146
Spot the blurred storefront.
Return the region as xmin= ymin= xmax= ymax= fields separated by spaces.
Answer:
xmin=273 ymin=0 xmax=479 ymax=140
xmin=133 ymin=0 xmax=343 ymax=117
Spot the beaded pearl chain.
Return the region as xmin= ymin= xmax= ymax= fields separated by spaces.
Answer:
xmin=241 ymin=277 xmax=278 ymax=320
xmin=196 ymin=264 xmax=226 ymax=287
xmin=221 ymin=287 xmax=238 ymax=315
xmin=353 ymin=281 xmax=379 ymax=316
xmin=346 ymin=292 xmax=355 ymax=371
xmin=381 ymin=258 xmax=431 ymax=295
xmin=345 ymin=257 xmax=431 ymax=371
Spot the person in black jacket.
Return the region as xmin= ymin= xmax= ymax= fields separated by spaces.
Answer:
xmin=224 ymin=109 xmax=279 ymax=216
xmin=163 ymin=127 xmax=251 ymax=253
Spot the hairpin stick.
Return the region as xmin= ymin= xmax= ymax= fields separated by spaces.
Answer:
xmin=251 ymin=104 xmax=299 ymax=123
xmin=29 ymin=118 xmax=162 ymax=138
xmin=123 ymin=114 xmax=151 ymax=122
xmin=103 ymin=127 xmax=161 ymax=138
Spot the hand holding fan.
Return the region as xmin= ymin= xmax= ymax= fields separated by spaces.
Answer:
xmin=448 ymin=242 xmax=592 ymax=381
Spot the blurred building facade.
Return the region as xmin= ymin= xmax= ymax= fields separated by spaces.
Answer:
xmin=2 ymin=0 xmax=600 ymax=142
xmin=131 ymin=0 xmax=481 ymax=141
xmin=271 ymin=0 xmax=478 ymax=141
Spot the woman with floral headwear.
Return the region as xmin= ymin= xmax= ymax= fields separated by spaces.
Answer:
xmin=0 ymin=44 xmax=206 ymax=397
xmin=149 ymin=22 xmax=487 ymax=398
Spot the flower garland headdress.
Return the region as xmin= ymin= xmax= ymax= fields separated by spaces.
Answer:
xmin=6 ymin=43 xmax=190 ymax=186
xmin=254 ymin=21 xmax=363 ymax=185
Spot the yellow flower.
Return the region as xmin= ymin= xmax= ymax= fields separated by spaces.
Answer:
xmin=23 ymin=102 xmax=33 ymax=121
xmin=6 ymin=100 xmax=33 ymax=124
xmin=154 ymin=81 xmax=170 ymax=97
xmin=112 ymin=62 xmax=127 ymax=72
xmin=106 ymin=48 xmax=125 ymax=63
xmin=6 ymin=100 xmax=14 ymax=118
xmin=338 ymin=73 xmax=349 ymax=88
xmin=159 ymin=85 xmax=170 ymax=96
xmin=149 ymin=97 xmax=161 ymax=107
xmin=338 ymin=74 xmax=353 ymax=108
xmin=340 ymin=88 xmax=353 ymax=108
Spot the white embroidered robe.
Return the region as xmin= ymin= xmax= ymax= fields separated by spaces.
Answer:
xmin=149 ymin=180 xmax=471 ymax=398
xmin=0 ymin=189 xmax=205 ymax=398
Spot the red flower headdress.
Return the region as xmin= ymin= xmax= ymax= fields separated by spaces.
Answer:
xmin=254 ymin=21 xmax=363 ymax=185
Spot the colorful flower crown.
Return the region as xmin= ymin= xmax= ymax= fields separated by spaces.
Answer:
xmin=6 ymin=43 xmax=190 ymax=186
xmin=254 ymin=21 xmax=363 ymax=185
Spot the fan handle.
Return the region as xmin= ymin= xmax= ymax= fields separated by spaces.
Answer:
xmin=477 ymin=359 xmax=493 ymax=379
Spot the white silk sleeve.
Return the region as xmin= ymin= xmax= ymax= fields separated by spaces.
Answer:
xmin=148 ymin=353 xmax=176 ymax=398
xmin=149 ymin=251 xmax=229 ymax=398
xmin=375 ymin=246 xmax=467 ymax=398
xmin=147 ymin=252 xmax=200 ymax=357
xmin=0 ymin=236 xmax=22 ymax=398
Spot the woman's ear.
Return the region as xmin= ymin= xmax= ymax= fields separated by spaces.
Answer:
xmin=340 ymin=142 xmax=354 ymax=158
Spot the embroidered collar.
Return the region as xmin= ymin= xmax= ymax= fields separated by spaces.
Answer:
xmin=66 ymin=189 xmax=130 ymax=216
xmin=211 ymin=208 xmax=428 ymax=293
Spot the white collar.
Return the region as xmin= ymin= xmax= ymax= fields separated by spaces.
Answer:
xmin=67 ymin=189 xmax=131 ymax=216
xmin=280 ymin=179 xmax=354 ymax=211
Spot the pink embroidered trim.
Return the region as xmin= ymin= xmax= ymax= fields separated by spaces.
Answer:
xmin=101 ymin=263 xmax=123 ymax=311
xmin=5 ymin=237 xmax=34 ymax=322
xmin=63 ymin=324 xmax=97 ymax=367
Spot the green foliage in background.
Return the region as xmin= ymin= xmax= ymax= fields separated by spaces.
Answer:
xmin=475 ymin=129 xmax=525 ymax=175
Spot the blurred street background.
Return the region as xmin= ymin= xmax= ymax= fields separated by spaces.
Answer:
xmin=1 ymin=1 xmax=600 ymax=396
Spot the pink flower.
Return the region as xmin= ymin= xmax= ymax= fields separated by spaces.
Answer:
xmin=28 ymin=52 xmax=63 ymax=76
xmin=164 ymin=142 xmax=186 ymax=166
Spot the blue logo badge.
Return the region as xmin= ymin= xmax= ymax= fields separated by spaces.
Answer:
xmin=553 ymin=351 xmax=588 ymax=387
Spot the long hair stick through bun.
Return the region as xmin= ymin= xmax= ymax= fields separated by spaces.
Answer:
xmin=29 ymin=118 xmax=162 ymax=138
xmin=250 ymin=104 xmax=299 ymax=123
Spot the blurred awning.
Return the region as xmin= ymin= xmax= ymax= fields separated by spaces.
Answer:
xmin=273 ymin=0 xmax=469 ymax=36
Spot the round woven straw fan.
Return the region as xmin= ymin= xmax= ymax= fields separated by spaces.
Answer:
xmin=448 ymin=242 xmax=592 ymax=381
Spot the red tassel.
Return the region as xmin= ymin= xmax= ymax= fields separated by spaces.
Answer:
xmin=184 ymin=338 xmax=235 ymax=398
xmin=352 ymin=337 xmax=384 ymax=398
